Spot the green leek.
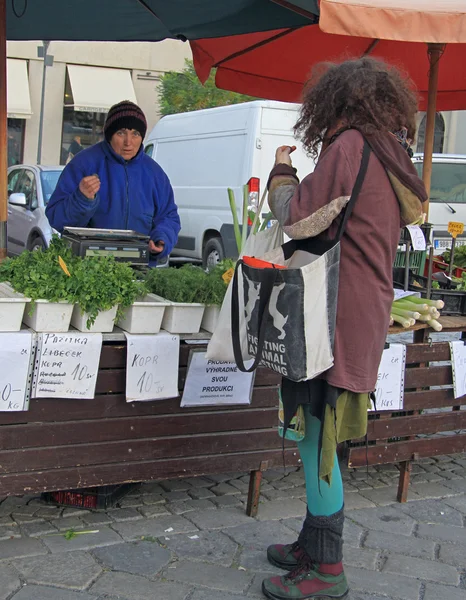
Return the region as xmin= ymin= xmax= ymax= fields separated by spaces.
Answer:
xmin=228 ymin=188 xmax=242 ymax=254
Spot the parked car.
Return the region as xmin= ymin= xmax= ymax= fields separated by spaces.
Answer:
xmin=145 ymin=100 xmax=314 ymax=268
xmin=412 ymin=154 xmax=466 ymax=252
xmin=7 ymin=164 xmax=63 ymax=255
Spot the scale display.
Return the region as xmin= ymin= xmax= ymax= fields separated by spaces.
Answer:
xmin=62 ymin=227 xmax=150 ymax=265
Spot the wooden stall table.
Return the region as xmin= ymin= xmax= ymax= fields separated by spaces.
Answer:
xmin=1 ymin=318 xmax=466 ymax=511
xmin=0 ymin=331 xmax=295 ymax=516
xmin=348 ymin=316 xmax=466 ymax=502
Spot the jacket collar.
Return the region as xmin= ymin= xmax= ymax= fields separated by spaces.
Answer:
xmin=101 ymin=140 xmax=144 ymax=165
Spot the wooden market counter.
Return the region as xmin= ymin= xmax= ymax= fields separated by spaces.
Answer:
xmin=348 ymin=315 xmax=466 ymax=502
xmin=0 ymin=332 xmax=293 ymax=515
xmin=0 ymin=317 xmax=466 ymax=508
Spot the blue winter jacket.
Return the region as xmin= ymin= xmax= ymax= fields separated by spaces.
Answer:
xmin=46 ymin=141 xmax=180 ymax=265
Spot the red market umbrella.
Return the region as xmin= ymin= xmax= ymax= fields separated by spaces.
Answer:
xmin=191 ymin=0 xmax=466 ymax=212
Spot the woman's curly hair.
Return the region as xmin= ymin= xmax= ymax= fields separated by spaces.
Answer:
xmin=295 ymin=57 xmax=418 ymax=159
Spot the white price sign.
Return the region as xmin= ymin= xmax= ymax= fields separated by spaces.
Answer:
xmin=449 ymin=341 xmax=466 ymax=399
xmin=32 ymin=332 xmax=102 ymax=399
xmin=181 ymin=350 xmax=254 ymax=407
xmin=0 ymin=332 xmax=35 ymax=412
xmin=406 ymin=225 xmax=426 ymax=251
xmin=125 ymin=332 xmax=180 ymax=402
xmin=372 ymin=343 xmax=406 ymax=412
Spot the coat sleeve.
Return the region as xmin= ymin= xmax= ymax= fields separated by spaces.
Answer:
xmin=149 ymin=169 xmax=181 ymax=259
xmin=45 ymin=159 xmax=100 ymax=233
xmin=267 ymin=138 xmax=359 ymax=240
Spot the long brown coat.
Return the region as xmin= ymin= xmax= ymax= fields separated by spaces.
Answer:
xmin=268 ymin=129 xmax=426 ymax=393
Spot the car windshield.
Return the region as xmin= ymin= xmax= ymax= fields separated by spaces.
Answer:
xmin=414 ymin=162 xmax=466 ymax=204
xmin=40 ymin=170 xmax=62 ymax=204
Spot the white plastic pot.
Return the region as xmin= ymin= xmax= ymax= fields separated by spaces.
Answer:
xmin=151 ymin=294 xmax=205 ymax=334
xmin=0 ymin=283 xmax=30 ymax=332
xmin=117 ymin=294 xmax=169 ymax=334
xmin=201 ymin=304 xmax=221 ymax=333
xmin=71 ymin=305 xmax=118 ymax=333
xmin=23 ymin=300 xmax=74 ymax=332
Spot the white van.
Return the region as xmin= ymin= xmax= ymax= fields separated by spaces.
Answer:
xmin=412 ymin=154 xmax=466 ymax=252
xmin=145 ymin=101 xmax=314 ymax=267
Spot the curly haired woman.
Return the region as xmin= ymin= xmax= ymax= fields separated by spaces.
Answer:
xmin=261 ymin=57 xmax=427 ymax=600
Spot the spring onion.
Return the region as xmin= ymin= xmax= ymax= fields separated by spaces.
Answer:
xmin=427 ymin=319 xmax=442 ymax=332
xmin=391 ymin=306 xmax=421 ymax=320
xmin=402 ymin=296 xmax=444 ymax=310
xmin=390 ymin=313 xmax=412 ymax=328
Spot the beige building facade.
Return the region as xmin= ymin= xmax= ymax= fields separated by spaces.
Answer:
xmin=6 ymin=40 xmax=192 ymax=166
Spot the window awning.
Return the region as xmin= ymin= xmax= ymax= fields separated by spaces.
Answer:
xmin=66 ymin=64 xmax=137 ymax=113
xmin=7 ymin=59 xmax=32 ymax=119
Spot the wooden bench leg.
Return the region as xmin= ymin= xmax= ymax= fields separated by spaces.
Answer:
xmin=246 ymin=469 xmax=263 ymax=517
xmin=397 ymin=460 xmax=412 ymax=503
xmin=246 ymin=460 xmax=269 ymax=517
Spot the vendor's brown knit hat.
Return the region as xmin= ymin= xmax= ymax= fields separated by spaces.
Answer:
xmin=104 ymin=100 xmax=147 ymax=141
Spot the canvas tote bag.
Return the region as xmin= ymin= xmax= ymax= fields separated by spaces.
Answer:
xmin=231 ymin=140 xmax=370 ymax=382
xmin=206 ymin=189 xmax=284 ymax=362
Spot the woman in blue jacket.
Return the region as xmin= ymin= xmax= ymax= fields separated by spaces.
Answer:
xmin=46 ymin=101 xmax=180 ymax=266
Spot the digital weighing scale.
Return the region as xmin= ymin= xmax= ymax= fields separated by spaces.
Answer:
xmin=62 ymin=227 xmax=150 ymax=265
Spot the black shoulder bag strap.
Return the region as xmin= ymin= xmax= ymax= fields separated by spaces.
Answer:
xmin=334 ymin=139 xmax=371 ymax=242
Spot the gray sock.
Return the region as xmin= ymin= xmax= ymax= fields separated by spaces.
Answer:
xmin=297 ymin=506 xmax=344 ymax=564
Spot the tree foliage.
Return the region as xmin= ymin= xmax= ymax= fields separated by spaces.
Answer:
xmin=158 ymin=59 xmax=257 ymax=116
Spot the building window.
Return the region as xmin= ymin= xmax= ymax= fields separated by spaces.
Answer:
xmin=417 ymin=113 xmax=445 ymax=154
xmin=60 ymin=71 xmax=106 ymax=165
xmin=7 ymin=118 xmax=24 ymax=166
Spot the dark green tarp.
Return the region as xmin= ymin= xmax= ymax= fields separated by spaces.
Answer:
xmin=7 ymin=0 xmax=318 ymax=41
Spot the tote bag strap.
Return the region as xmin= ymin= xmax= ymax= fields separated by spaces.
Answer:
xmin=334 ymin=139 xmax=371 ymax=242
xmin=231 ymin=259 xmax=278 ymax=373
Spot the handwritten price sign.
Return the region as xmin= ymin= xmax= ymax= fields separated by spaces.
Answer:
xmin=32 ymin=332 xmax=102 ymax=399
xmin=448 ymin=221 xmax=464 ymax=238
xmin=372 ymin=343 xmax=406 ymax=412
xmin=0 ymin=332 xmax=35 ymax=412
xmin=125 ymin=332 xmax=180 ymax=402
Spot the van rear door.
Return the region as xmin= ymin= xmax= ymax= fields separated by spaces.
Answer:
xmin=413 ymin=158 xmax=466 ymax=252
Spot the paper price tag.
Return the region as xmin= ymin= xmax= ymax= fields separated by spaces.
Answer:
xmin=448 ymin=221 xmax=464 ymax=238
xmin=125 ymin=332 xmax=180 ymax=402
xmin=32 ymin=332 xmax=102 ymax=399
xmin=0 ymin=332 xmax=35 ymax=411
xmin=371 ymin=343 xmax=406 ymax=412
xmin=181 ymin=350 xmax=254 ymax=407
xmin=449 ymin=341 xmax=466 ymax=399
xmin=406 ymin=225 xmax=426 ymax=251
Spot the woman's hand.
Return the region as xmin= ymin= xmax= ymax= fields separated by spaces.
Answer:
xmin=79 ymin=175 xmax=100 ymax=200
xmin=275 ymin=145 xmax=296 ymax=166
xmin=149 ymin=239 xmax=165 ymax=254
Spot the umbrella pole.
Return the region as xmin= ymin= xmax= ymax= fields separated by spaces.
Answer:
xmin=422 ymin=43 xmax=445 ymax=219
xmin=0 ymin=0 xmax=7 ymax=261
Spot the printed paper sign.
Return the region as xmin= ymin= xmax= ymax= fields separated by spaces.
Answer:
xmin=406 ymin=225 xmax=426 ymax=251
xmin=181 ymin=350 xmax=254 ymax=407
xmin=449 ymin=341 xmax=466 ymax=399
xmin=0 ymin=332 xmax=35 ymax=411
xmin=32 ymin=332 xmax=102 ymax=399
xmin=371 ymin=343 xmax=406 ymax=412
xmin=125 ymin=332 xmax=179 ymax=402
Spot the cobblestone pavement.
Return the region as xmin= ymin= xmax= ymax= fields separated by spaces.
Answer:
xmin=0 ymin=455 xmax=466 ymax=600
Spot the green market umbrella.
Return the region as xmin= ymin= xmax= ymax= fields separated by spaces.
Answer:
xmin=0 ymin=0 xmax=319 ymax=259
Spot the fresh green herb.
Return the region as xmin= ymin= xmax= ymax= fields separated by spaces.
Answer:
xmin=202 ymin=259 xmax=235 ymax=305
xmin=0 ymin=236 xmax=78 ymax=306
xmin=442 ymin=246 xmax=466 ymax=269
xmin=0 ymin=235 xmax=147 ymax=328
xmin=145 ymin=264 xmax=207 ymax=303
xmin=145 ymin=262 xmax=235 ymax=306
xmin=70 ymin=256 xmax=147 ymax=328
